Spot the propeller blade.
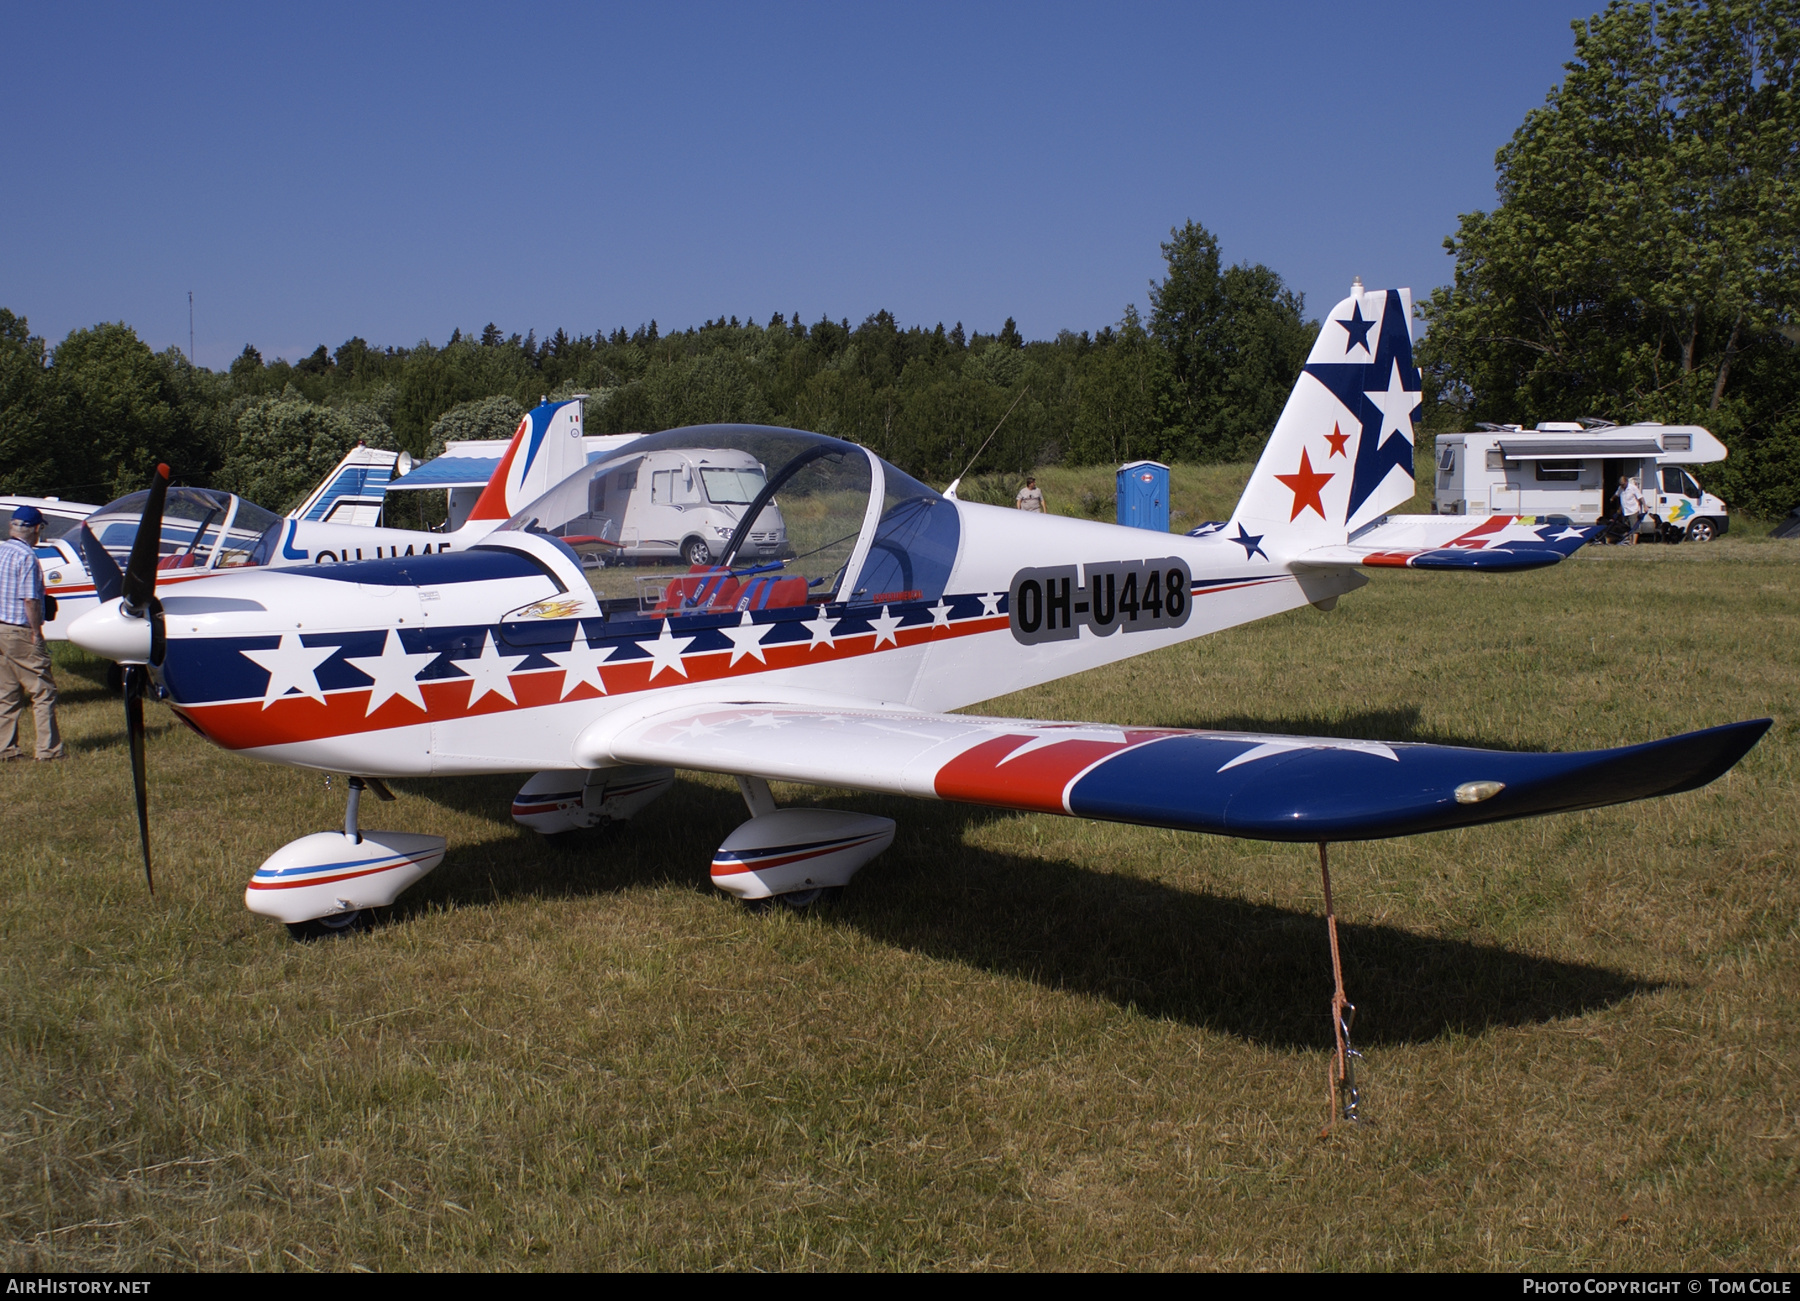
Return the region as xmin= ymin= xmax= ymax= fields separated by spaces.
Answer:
xmin=121 ymin=463 xmax=171 ymax=615
xmin=78 ymin=522 xmax=124 ymax=604
xmin=123 ymin=664 xmax=154 ymax=895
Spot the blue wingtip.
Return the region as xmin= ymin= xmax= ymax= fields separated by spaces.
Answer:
xmin=1067 ymin=718 xmax=1772 ymax=843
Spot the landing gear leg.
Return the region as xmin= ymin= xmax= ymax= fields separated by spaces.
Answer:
xmin=1319 ymin=841 xmax=1363 ymax=1132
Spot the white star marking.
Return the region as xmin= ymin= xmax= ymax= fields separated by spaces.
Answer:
xmin=343 ymin=629 xmax=439 ymax=716
xmin=927 ymin=599 xmax=953 ymax=628
xmin=451 ymin=631 xmax=530 ymax=706
xmin=743 ymin=712 xmax=787 ymax=729
xmin=1364 ymin=360 xmax=1419 ymax=445
xmin=868 ymin=605 xmax=904 ymax=648
xmin=1215 ymin=736 xmax=1399 ymax=773
xmin=674 ymin=717 xmax=720 ymax=739
xmin=1552 ymin=527 xmax=1588 ymax=541
xmin=802 ymin=605 xmax=839 ymax=651
xmin=992 ymin=725 xmax=1131 ymax=765
xmin=240 ymin=633 xmax=338 ymax=709
xmin=636 ymin=619 xmax=697 ymax=680
xmin=978 ymin=592 xmax=1003 ymax=618
xmin=722 ymin=611 xmax=774 ymax=666
xmin=544 ymin=631 xmax=615 ymax=698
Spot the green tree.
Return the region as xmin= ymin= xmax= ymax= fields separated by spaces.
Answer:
xmin=217 ymin=392 xmax=392 ymax=512
xmin=1149 ymin=220 xmax=1314 ymax=462
xmin=0 ymin=310 xmax=60 ymax=496
xmin=52 ymin=321 xmax=213 ymax=497
xmin=424 ymin=395 xmax=526 ymax=459
xmin=1419 ymin=0 xmax=1800 ymax=511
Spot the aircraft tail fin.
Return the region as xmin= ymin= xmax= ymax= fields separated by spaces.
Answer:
xmin=287 ymin=443 xmax=400 ymax=526
xmin=1229 ymin=283 xmax=1422 ymax=557
xmin=465 ymin=398 xmax=589 ymax=524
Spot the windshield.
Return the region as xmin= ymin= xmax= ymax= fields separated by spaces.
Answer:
xmin=84 ymin=488 xmax=282 ymax=572
xmin=699 ymin=466 xmax=766 ymax=504
xmin=500 ymin=423 xmax=959 ymax=617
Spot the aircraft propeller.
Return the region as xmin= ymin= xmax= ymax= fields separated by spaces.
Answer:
xmin=114 ymin=463 xmax=171 ymax=894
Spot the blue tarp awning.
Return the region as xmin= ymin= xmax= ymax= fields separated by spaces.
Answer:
xmin=387 ymin=458 xmax=504 ymax=491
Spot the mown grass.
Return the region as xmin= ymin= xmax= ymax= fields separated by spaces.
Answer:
xmin=3 ymin=470 xmax=1796 ymax=1271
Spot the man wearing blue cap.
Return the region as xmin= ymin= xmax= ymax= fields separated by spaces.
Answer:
xmin=0 ymin=504 xmax=64 ymax=761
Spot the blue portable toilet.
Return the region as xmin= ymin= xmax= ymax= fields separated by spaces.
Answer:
xmin=1116 ymin=460 xmax=1170 ymax=532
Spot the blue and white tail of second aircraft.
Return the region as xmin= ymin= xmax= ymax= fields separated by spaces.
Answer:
xmin=1226 ymin=281 xmax=1596 ymax=570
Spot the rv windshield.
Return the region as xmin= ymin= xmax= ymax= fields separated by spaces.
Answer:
xmin=699 ymin=466 xmax=765 ymax=504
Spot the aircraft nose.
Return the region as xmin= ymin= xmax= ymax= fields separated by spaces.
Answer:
xmin=68 ymin=598 xmax=153 ymax=663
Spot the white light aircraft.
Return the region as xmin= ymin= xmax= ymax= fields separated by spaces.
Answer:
xmin=68 ymin=285 xmax=1768 ymax=1123
xmin=41 ymin=399 xmax=601 ymax=638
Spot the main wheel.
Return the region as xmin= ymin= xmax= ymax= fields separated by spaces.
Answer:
xmin=1687 ymin=518 xmax=1716 ymax=542
xmin=286 ymin=909 xmax=369 ymax=942
xmin=682 ymin=537 xmax=713 ymax=566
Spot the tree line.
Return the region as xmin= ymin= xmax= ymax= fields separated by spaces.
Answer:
xmin=0 ymin=221 xmax=1313 ymax=513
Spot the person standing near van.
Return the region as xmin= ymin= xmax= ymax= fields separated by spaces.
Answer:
xmin=1015 ymin=477 xmax=1046 ymax=512
xmin=0 ymin=505 xmax=63 ymax=761
xmin=1619 ymin=475 xmax=1644 ymax=546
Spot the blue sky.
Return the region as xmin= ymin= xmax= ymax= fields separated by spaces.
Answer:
xmin=2 ymin=1 xmax=1595 ymax=369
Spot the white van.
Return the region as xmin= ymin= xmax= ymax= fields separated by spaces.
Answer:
xmin=1433 ymin=422 xmax=1730 ymax=540
xmin=564 ymin=446 xmax=788 ymax=567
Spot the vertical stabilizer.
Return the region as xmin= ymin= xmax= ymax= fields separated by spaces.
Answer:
xmin=286 ymin=443 xmax=401 ymax=526
xmin=465 ymin=397 xmax=589 ymax=524
xmin=1229 ymin=284 xmax=1421 ymax=556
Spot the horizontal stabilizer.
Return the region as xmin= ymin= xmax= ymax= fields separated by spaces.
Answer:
xmin=587 ymin=701 xmax=1769 ymax=844
xmin=1297 ymin=514 xmax=1599 ymax=572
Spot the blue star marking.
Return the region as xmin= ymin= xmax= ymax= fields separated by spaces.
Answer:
xmin=1231 ymin=524 xmax=1267 ymax=561
xmin=1337 ymin=301 xmax=1376 ymax=355
xmin=1304 ymin=289 xmax=1421 ymax=522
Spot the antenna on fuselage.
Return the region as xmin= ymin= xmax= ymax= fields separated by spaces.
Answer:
xmin=944 ymin=385 xmax=1030 ymax=501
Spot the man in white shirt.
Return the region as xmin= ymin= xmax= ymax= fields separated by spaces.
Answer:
xmin=1618 ymin=475 xmax=1644 ymax=546
xmin=1015 ymin=477 xmax=1045 ymax=513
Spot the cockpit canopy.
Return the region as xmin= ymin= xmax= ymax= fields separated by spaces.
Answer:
xmin=499 ymin=424 xmax=961 ymax=612
xmin=85 ymin=487 xmax=284 ymax=572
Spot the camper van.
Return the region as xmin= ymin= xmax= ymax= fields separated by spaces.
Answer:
xmin=1433 ymin=422 xmax=1729 ymax=540
xmin=553 ymin=446 xmax=788 ymax=567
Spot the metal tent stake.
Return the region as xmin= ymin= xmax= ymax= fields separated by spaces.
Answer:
xmin=1319 ymin=841 xmax=1363 ymax=1130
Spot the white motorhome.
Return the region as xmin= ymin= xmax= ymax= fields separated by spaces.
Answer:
xmin=1432 ymin=422 xmax=1730 ymax=540
xmin=554 ymin=445 xmax=788 ymax=567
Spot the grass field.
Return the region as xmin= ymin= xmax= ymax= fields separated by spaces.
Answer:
xmin=3 ymin=467 xmax=1796 ymax=1271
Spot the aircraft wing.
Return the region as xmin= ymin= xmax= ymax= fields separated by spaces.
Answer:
xmin=1294 ymin=514 xmax=1600 ymax=571
xmin=585 ymin=702 xmax=1768 ymax=843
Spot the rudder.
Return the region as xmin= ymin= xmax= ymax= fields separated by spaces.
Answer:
xmin=1229 ymin=283 xmax=1421 ymax=556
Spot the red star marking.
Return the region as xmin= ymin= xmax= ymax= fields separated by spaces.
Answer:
xmin=1324 ymin=423 xmax=1350 ymax=458
xmin=1274 ymin=448 xmax=1333 ymax=521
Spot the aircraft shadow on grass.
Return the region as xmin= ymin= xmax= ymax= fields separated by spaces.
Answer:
xmin=392 ymin=772 xmax=1654 ymax=1051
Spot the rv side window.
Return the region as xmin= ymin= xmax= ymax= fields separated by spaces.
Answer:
xmin=650 ymin=469 xmax=700 ymax=506
xmin=1682 ymin=470 xmax=1701 ymax=498
xmin=1486 ymin=450 xmax=1504 ymax=470
xmin=1664 ymin=434 xmax=1691 ymax=451
xmin=1438 ymin=446 xmax=1456 ymax=472
xmin=1661 ymin=467 xmax=1684 ymax=494
xmin=1535 ymin=460 xmax=1581 ymax=482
